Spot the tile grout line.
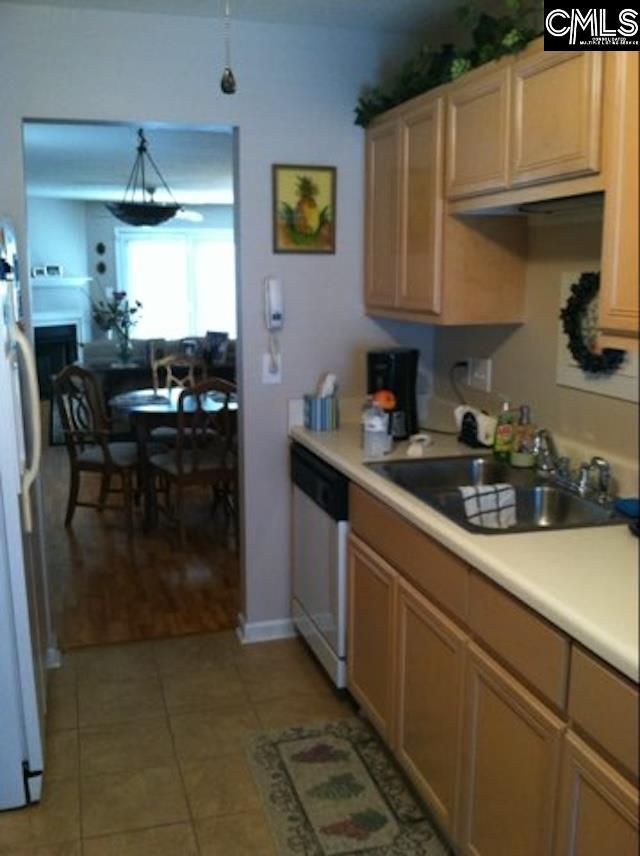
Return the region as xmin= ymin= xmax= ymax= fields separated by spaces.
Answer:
xmin=154 ymin=638 xmax=202 ymax=856
xmin=72 ymin=657 xmax=85 ymax=852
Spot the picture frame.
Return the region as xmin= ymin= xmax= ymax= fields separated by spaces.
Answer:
xmin=272 ymin=164 xmax=336 ymax=254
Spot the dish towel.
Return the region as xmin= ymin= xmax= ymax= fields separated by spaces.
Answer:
xmin=458 ymin=483 xmax=517 ymax=530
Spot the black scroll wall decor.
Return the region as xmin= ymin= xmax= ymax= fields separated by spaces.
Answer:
xmin=559 ymin=272 xmax=626 ymax=375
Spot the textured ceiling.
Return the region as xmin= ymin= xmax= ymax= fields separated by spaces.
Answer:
xmin=1 ymin=0 xmax=461 ymax=35
xmin=24 ymin=122 xmax=235 ymax=204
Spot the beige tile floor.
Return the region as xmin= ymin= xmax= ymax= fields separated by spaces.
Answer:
xmin=0 ymin=632 xmax=355 ymax=855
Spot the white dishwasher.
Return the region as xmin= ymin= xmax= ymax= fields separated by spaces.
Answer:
xmin=291 ymin=443 xmax=349 ymax=688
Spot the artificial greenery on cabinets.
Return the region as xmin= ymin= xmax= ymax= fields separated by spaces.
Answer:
xmin=355 ymin=0 xmax=542 ymax=128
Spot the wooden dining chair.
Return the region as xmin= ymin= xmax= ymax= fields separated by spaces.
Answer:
xmin=151 ymin=352 xmax=207 ymax=391
xmin=53 ymin=364 xmax=139 ymax=533
xmin=149 ymin=377 xmax=237 ymax=547
xmin=150 ymin=351 xmax=208 ymax=444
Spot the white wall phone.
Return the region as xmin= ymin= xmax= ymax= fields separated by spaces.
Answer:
xmin=264 ymin=276 xmax=283 ymax=379
xmin=264 ymin=276 xmax=283 ymax=330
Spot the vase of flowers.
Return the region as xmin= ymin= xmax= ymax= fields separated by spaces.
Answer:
xmin=92 ymin=290 xmax=141 ymax=364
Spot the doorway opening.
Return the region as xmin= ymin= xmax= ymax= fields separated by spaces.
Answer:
xmin=22 ymin=119 xmax=242 ymax=649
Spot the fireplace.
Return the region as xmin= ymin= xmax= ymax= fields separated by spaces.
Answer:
xmin=34 ymin=324 xmax=78 ymax=399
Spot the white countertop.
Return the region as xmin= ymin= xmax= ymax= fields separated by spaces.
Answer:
xmin=290 ymin=423 xmax=639 ymax=683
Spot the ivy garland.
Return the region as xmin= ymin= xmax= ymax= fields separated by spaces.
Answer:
xmin=559 ymin=272 xmax=626 ymax=375
xmin=355 ymin=1 xmax=542 ymax=127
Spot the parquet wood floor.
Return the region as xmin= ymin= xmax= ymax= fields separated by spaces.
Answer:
xmin=42 ymin=445 xmax=240 ymax=649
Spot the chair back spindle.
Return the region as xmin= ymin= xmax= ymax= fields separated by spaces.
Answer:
xmin=53 ymin=365 xmax=111 ymax=463
xmin=151 ymin=353 xmax=207 ymax=392
xmin=175 ymin=377 xmax=236 ymax=477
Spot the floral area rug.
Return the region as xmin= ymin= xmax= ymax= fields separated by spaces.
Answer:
xmin=247 ymin=718 xmax=451 ymax=855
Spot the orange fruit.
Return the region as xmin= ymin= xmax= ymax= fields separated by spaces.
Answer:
xmin=372 ymin=389 xmax=397 ymax=411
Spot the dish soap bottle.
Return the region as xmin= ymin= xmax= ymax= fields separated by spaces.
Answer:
xmin=493 ymin=400 xmax=515 ymax=462
xmin=510 ymin=404 xmax=536 ymax=468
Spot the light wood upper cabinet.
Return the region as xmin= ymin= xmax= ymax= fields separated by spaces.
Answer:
xmin=598 ymin=51 xmax=639 ymax=341
xmin=458 ymin=643 xmax=564 ymax=856
xmin=395 ymin=577 xmax=467 ymax=838
xmin=554 ymin=731 xmax=639 ymax=856
xmin=364 ymin=95 xmax=445 ymax=316
xmin=365 ymin=118 xmax=401 ymax=308
xmin=511 ymin=51 xmax=603 ymax=188
xmin=397 ymin=97 xmax=444 ymax=314
xmin=446 ymin=64 xmax=510 ymax=199
xmin=364 ymin=93 xmax=526 ymax=325
xmin=347 ymin=534 xmax=397 ymax=742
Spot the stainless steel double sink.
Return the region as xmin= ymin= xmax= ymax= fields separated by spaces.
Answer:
xmin=366 ymin=455 xmax=626 ymax=534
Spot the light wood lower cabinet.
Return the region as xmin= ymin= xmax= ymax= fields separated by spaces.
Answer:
xmin=458 ymin=643 xmax=564 ymax=856
xmin=554 ymin=731 xmax=639 ymax=856
xmin=347 ymin=535 xmax=397 ymax=741
xmin=346 ymin=507 xmax=639 ymax=854
xmin=395 ymin=577 xmax=467 ymax=837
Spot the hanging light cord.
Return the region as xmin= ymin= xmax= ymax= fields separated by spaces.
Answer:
xmin=121 ymin=129 xmax=178 ymax=207
xmin=224 ymin=0 xmax=232 ymax=69
xmin=219 ymin=0 xmax=237 ymax=94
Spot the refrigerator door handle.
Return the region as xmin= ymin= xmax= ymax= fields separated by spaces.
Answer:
xmin=13 ymin=326 xmax=41 ymax=534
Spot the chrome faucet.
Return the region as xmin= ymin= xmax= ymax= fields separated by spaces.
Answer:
xmin=533 ymin=428 xmax=561 ymax=474
xmin=532 ymin=432 xmax=613 ymax=503
xmin=589 ymin=456 xmax=612 ymax=503
xmin=576 ymin=461 xmax=591 ymax=497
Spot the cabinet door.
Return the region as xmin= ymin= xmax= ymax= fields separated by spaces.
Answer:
xmin=365 ymin=119 xmax=401 ymax=309
xmin=511 ymin=51 xmax=603 ymax=187
xmin=347 ymin=535 xmax=396 ymax=741
xmin=554 ymin=731 xmax=639 ymax=856
xmin=396 ymin=97 xmax=444 ymax=314
xmin=599 ymin=51 xmax=639 ymax=340
xmin=458 ymin=643 xmax=564 ymax=856
xmin=395 ymin=577 xmax=467 ymax=837
xmin=446 ymin=66 xmax=510 ymax=198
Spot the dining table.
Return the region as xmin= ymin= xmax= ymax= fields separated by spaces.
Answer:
xmin=108 ymin=386 xmax=238 ymax=529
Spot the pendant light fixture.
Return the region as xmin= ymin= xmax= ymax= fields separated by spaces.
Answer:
xmin=220 ymin=0 xmax=237 ymax=94
xmin=105 ymin=129 xmax=180 ymax=227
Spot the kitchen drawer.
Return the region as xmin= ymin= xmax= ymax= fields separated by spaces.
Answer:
xmin=350 ymin=484 xmax=469 ymax=622
xmin=568 ymin=646 xmax=639 ymax=781
xmin=468 ymin=571 xmax=570 ymax=710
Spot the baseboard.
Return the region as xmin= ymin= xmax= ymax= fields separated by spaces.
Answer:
xmin=236 ymin=613 xmax=297 ymax=645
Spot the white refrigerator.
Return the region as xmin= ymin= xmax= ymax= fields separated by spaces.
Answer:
xmin=0 ymin=218 xmax=52 ymax=810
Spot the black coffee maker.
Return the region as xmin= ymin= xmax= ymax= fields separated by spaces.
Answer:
xmin=367 ymin=348 xmax=418 ymax=440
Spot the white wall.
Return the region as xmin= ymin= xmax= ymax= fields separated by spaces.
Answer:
xmin=27 ymin=197 xmax=88 ymax=277
xmin=432 ymin=219 xmax=639 ymax=470
xmin=0 ymin=3 xmax=431 ymax=629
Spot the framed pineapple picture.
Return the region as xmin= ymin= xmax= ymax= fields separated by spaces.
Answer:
xmin=272 ymin=164 xmax=336 ymax=254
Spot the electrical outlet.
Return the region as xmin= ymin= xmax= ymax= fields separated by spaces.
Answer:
xmin=467 ymin=357 xmax=492 ymax=392
xmin=262 ymin=352 xmax=282 ymax=384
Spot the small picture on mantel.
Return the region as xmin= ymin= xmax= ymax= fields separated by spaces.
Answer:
xmin=272 ymin=164 xmax=336 ymax=254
